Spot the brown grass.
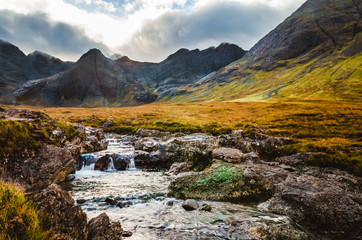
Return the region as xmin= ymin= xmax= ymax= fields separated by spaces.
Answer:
xmin=2 ymin=100 xmax=361 ymax=174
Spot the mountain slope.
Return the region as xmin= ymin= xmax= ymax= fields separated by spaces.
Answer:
xmin=164 ymin=0 xmax=362 ymax=102
xmin=12 ymin=43 xmax=245 ymax=106
xmin=0 ymin=40 xmax=71 ymax=96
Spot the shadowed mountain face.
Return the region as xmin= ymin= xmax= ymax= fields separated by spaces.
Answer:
xmin=166 ymin=0 xmax=362 ymax=102
xmin=0 ymin=40 xmax=71 ymax=96
xmin=12 ymin=43 xmax=245 ymax=106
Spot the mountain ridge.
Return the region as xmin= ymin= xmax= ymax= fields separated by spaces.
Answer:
xmin=10 ymin=43 xmax=245 ymax=106
xmin=164 ymin=0 xmax=362 ymax=102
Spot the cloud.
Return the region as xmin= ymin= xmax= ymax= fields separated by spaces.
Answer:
xmin=0 ymin=10 xmax=110 ymax=60
xmin=118 ymin=0 xmax=306 ymax=62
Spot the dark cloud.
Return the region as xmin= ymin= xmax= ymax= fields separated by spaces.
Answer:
xmin=119 ymin=1 xmax=301 ymax=62
xmin=0 ymin=10 xmax=109 ymax=60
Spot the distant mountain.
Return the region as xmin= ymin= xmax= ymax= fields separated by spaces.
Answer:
xmin=165 ymin=0 xmax=362 ymax=102
xmin=0 ymin=40 xmax=71 ymax=96
xmin=12 ymin=43 xmax=245 ymax=106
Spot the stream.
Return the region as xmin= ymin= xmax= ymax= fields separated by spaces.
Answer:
xmin=68 ymin=136 xmax=301 ymax=239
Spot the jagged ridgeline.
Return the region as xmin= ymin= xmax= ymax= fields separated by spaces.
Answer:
xmin=166 ymin=0 xmax=362 ymax=102
xmin=1 ymin=42 xmax=244 ymax=107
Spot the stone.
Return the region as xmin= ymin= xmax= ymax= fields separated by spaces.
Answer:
xmin=105 ymin=198 xmax=118 ymax=205
xmin=102 ymin=120 xmax=114 ymax=128
xmin=135 ymin=137 xmax=160 ymax=152
xmin=200 ymin=203 xmax=212 ymax=211
xmin=30 ymin=184 xmax=88 ymax=240
xmin=182 ymin=199 xmax=199 ymax=211
xmin=212 ymin=147 xmax=247 ymax=163
xmin=122 ymin=231 xmax=133 ymax=237
xmin=165 ymin=162 xmax=190 ymax=176
xmin=76 ymin=199 xmax=86 ymax=204
xmin=164 ymin=134 xmax=219 ymax=171
xmin=88 ymin=213 xmax=123 ymax=240
xmin=95 ymin=155 xmax=111 ymax=171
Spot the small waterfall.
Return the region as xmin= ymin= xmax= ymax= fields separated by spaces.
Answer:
xmin=127 ymin=157 xmax=136 ymax=170
xmin=107 ymin=156 xmax=116 ymax=171
xmin=81 ymin=163 xmax=95 ymax=171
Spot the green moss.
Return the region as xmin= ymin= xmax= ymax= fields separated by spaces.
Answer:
xmin=0 ymin=180 xmax=49 ymax=240
xmin=169 ymin=164 xmax=274 ymax=202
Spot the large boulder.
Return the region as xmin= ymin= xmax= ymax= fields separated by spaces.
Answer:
xmin=212 ymin=147 xmax=247 ymax=163
xmin=164 ymin=134 xmax=219 ymax=171
xmin=168 ymin=164 xmax=274 ymax=202
xmin=135 ymin=137 xmax=160 ymax=152
xmin=30 ymin=184 xmax=88 ymax=240
xmin=260 ymin=174 xmax=362 ymax=239
xmin=4 ymin=143 xmax=76 ymax=191
xmin=88 ymin=213 xmax=123 ymax=240
xmin=218 ymin=130 xmax=290 ymax=159
xmin=94 ymin=155 xmax=112 ymax=171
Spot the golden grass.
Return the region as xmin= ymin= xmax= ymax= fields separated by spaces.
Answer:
xmin=1 ymin=100 xmax=361 ymax=174
xmin=0 ymin=180 xmax=49 ymax=240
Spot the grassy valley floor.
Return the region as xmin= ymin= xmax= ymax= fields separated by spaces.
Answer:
xmin=2 ymin=100 xmax=361 ymax=175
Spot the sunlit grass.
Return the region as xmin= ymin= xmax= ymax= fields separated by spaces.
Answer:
xmin=1 ymin=100 xmax=361 ymax=175
xmin=0 ymin=180 xmax=49 ymax=240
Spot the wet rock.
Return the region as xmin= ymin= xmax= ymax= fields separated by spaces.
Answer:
xmin=122 ymin=231 xmax=133 ymax=237
xmin=88 ymin=213 xmax=123 ymax=240
xmin=95 ymin=155 xmax=112 ymax=171
xmin=117 ymin=202 xmax=126 ymax=208
xmin=30 ymin=184 xmax=88 ymax=240
xmin=112 ymin=154 xmax=133 ymax=170
xmin=135 ymin=137 xmax=160 ymax=152
xmin=248 ymin=223 xmax=310 ymax=240
xmin=182 ymin=199 xmax=199 ymax=211
xmin=76 ymin=199 xmax=86 ymax=204
xmin=166 ymin=200 xmax=174 ymax=206
xmin=165 ymin=162 xmax=190 ymax=176
xmin=212 ymin=147 xmax=247 ymax=163
xmin=105 ymin=198 xmax=118 ymax=205
xmin=78 ymin=126 xmax=108 ymax=153
xmin=200 ymin=203 xmax=212 ymax=211
xmin=102 ymin=120 xmax=114 ymax=128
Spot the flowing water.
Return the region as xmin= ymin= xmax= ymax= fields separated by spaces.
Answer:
xmin=69 ymin=137 xmax=302 ymax=239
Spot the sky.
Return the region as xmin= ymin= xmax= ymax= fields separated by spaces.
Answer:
xmin=0 ymin=0 xmax=306 ymax=62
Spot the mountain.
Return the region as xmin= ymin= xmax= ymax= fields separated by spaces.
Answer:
xmin=164 ymin=0 xmax=362 ymax=102
xmin=0 ymin=40 xmax=71 ymax=96
xmin=12 ymin=43 xmax=245 ymax=106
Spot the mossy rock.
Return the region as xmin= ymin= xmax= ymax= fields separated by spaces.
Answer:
xmin=168 ymin=164 xmax=274 ymax=203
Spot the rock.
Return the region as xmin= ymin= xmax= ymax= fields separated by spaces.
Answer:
xmin=30 ymin=184 xmax=88 ymax=240
xmin=262 ymin=174 xmax=362 ymax=239
xmin=165 ymin=133 xmax=219 ymax=171
xmin=88 ymin=213 xmax=123 ymax=240
xmin=218 ymin=130 xmax=289 ymax=159
xmin=166 ymin=200 xmax=174 ymax=206
xmin=122 ymin=231 xmax=133 ymax=237
xmin=182 ymin=199 xmax=199 ymax=211
xmin=105 ymin=198 xmax=118 ymax=205
xmin=212 ymin=147 xmax=247 ymax=163
xmin=169 ymin=164 xmax=275 ymax=202
xmin=76 ymin=199 xmax=86 ymax=204
xmin=112 ymin=154 xmax=133 ymax=170
xmin=245 ymin=152 xmax=259 ymax=162
xmin=21 ymin=144 xmax=76 ymax=190
xmin=165 ymin=162 xmax=190 ymax=176
xmin=135 ymin=137 xmax=160 ymax=152
xmin=200 ymin=203 xmax=212 ymax=211
xmin=95 ymin=155 xmax=112 ymax=171
xmin=135 ymin=128 xmax=171 ymax=138
xmin=102 ymin=120 xmax=114 ymax=128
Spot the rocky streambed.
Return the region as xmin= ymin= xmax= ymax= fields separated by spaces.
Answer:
xmin=1 ymin=109 xmax=361 ymax=240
